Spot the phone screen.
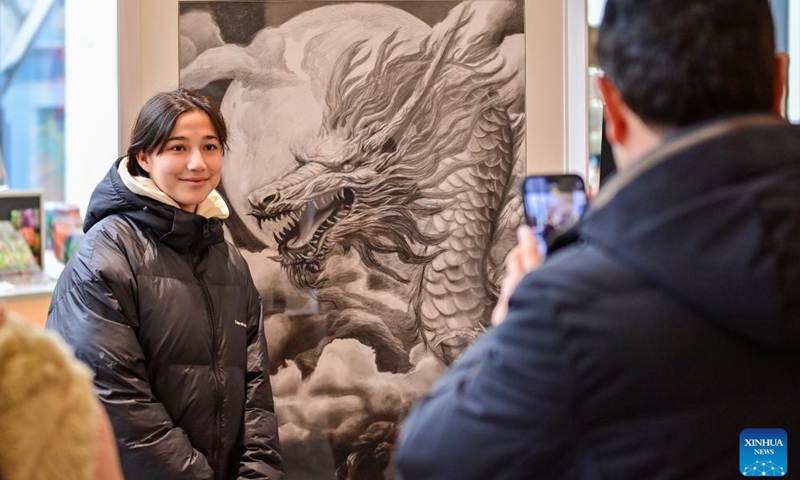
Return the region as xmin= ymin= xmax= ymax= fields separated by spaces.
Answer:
xmin=522 ymin=174 xmax=588 ymax=255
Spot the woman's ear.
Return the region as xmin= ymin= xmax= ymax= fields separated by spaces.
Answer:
xmin=135 ymin=151 xmax=152 ymax=174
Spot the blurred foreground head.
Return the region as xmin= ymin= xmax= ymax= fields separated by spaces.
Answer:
xmin=0 ymin=310 xmax=122 ymax=480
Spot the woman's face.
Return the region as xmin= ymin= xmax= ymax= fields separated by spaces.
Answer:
xmin=136 ymin=110 xmax=223 ymax=212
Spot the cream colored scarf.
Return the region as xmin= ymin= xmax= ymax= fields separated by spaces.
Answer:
xmin=118 ymin=156 xmax=229 ymax=219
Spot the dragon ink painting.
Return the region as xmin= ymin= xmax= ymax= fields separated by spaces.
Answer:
xmin=179 ymin=1 xmax=525 ymax=477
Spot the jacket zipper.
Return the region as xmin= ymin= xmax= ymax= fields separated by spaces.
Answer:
xmin=190 ymin=228 xmax=223 ymax=475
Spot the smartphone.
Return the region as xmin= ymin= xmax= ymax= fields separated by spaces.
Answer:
xmin=522 ymin=174 xmax=588 ymax=255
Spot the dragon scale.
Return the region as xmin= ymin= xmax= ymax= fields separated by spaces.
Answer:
xmin=413 ymin=102 xmax=523 ymax=364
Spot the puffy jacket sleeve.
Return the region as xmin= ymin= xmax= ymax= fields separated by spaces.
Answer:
xmin=46 ymin=229 xmax=214 ymax=479
xmin=394 ymin=272 xmax=575 ymax=480
xmin=237 ymin=276 xmax=284 ymax=479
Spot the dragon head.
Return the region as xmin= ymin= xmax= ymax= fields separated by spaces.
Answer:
xmin=247 ymin=130 xmax=446 ymax=289
xmin=247 ymin=9 xmax=509 ymax=289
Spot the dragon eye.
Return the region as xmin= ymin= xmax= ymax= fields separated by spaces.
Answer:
xmin=342 ymin=163 xmax=354 ymax=172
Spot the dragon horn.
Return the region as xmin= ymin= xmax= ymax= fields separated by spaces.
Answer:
xmin=324 ymin=39 xmax=370 ymax=131
xmin=364 ymin=5 xmax=472 ymax=152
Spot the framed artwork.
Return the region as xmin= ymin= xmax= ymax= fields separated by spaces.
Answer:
xmin=179 ymin=1 xmax=525 ymax=477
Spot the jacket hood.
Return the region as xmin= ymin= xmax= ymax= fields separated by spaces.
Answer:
xmin=561 ymin=115 xmax=800 ymax=351
xmin=84 ymin=157 xmax=226 ymax=253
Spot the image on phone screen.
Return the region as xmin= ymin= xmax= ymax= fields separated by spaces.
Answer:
xmin=522 ymin=175 xmax=588 ymax=256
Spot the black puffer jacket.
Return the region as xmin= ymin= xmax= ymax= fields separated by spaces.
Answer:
xmin=47 ymin=159 xmax=283 ymax=480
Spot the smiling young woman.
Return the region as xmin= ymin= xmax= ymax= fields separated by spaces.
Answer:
xmin=45 ymin=89 xmax=284 ymax=480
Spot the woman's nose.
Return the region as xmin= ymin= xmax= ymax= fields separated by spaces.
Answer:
xmin=187 ymin=149 xmax=207 ymax=170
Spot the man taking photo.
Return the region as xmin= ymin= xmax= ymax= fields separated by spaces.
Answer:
xmin=396 ymin=0 xmax=798 ymax=478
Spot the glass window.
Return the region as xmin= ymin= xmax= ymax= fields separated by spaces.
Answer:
xmin=0 ymin=0 xmax=65 ymax=200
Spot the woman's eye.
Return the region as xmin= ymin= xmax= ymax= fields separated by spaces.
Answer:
xmin=204 ymin=144 xmax=219 ymax=151
xmin=170 ymin=145 xmax=186 ymax=152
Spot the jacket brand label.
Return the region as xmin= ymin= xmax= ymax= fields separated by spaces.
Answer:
xmin=741 ymin=428 xmax=787 ymax=476
xmin=234 ymin=319 xmax=247 ymax=328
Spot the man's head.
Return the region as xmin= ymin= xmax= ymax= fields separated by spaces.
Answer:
xmin=596 ymin=0 xmax=787 ymax=167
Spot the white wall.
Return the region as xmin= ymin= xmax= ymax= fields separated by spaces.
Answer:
xmin=525 ymin=0 xmax=571 ymax=174
xmin=118 ymin=0 xmax=140 ymax=154
xmin=565 ymin=1 xmax=588 ymax=178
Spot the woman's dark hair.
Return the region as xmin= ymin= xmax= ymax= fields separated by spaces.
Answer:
xmin=597 ymin=0 xmax=776 ymax=128
xmin=126 ymin=88 xmax=228 ymax=177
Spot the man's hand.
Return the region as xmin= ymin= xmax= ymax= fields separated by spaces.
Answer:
xmin=491 ymin=226 xmax=543 ymax=326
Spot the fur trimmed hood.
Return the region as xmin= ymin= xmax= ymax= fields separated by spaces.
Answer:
xmin=0 ymin=312 xmax=96 ymax=480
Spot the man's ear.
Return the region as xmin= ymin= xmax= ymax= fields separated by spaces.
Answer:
xmin=136 ymin=151 xmax=152 ymax=174
xmin=774 ymin=53 xmax=789 ymax=117
xmin=596 ymin=76 xmax=628 ymax=146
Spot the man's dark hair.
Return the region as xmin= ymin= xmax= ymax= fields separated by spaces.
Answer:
xmin=597 ymin=0 xmax=776 ymax=128
xmin=126 ymin=88 xmax=228 ymax=177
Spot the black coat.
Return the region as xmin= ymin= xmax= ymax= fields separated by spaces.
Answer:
xmin=396 ymin=115 xmax=800 ymax=479
xmin=47 ymin=159 xmax=283 ymax=480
